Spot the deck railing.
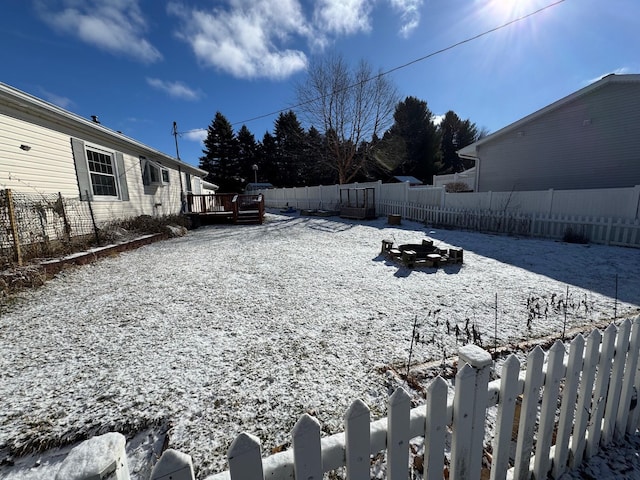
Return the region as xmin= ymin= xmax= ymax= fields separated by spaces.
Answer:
xmin=185 ymin=193 xmax=264 ymax=224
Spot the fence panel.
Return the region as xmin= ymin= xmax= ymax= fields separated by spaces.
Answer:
xmin=490 ymin=355 xmax=520 ymax=480
xmin=387 ymin=388 xmax=411 ymax=480
xmin=533 ymin=341 xmax=564 ymax=477
xmin=513 ymin=346 xmax=544 ymax=480
xmin=603 ymin=319 xmax=631 ymax=444
xmin=552 ymin=334 xmax=584 ymax=478
xmin=1 ymin=189 xmax=97 ymax=266
xmin=134 ymin=320 xmax=640 ymax=480
xmin=227 ymin=433 xmax=263 ymax=479
xmin=344 ymin=400 xmax=370 ymax=480
xmin=424 ymin=377 xmax=448 ymax=480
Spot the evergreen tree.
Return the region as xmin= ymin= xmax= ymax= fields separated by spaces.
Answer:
xmin=259 ymin=131 xmax=278 ymax=186
xmin=305 ymin=126 xmax=335 ymax=185
xmin=380 ymin=96 xmax=440 ymax=183
xmin=273 ymin=111 xmax=307 ymax=187
xmin=438 ymin=110 xmax=479 ymax=173
xmin=199 ymin=112 xmax=241 ymax=192
xmin=237 ymin=125 xmax=259 ymax=186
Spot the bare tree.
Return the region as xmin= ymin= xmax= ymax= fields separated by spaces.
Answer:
xmin=296 ymin=54 xmax=398 ymax=184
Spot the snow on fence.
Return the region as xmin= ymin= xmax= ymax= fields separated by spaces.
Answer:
xmin=94 ymin=318 xmax=640 ymax=480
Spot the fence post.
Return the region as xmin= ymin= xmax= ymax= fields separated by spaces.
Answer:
xmin=57 ymin=192 xmax=72 ymax=241
xmin=151 ymin=449 xmax=195 ymax=480
xmin=292 ymin=414 xmax=322 ymax=480
xmin=490 ymin=355 xmax=520 ymax=480
xmin=452 ymin=345 xmax=492 ymax=480
xmin=228 ymin=433 xmax=263 ymax=480
xmin=387 ymin=387 xmax=411 ymax=480
xmin=86 ymin=190 xmax=100 ymax=245
xmin=345 ymin=399 xmax=370 ymax=480
xmin=5 ymin=189 xmax=23 ymax=266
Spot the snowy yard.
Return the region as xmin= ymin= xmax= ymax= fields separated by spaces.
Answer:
xmin=1 ymin=212 xmax=639 ymax=479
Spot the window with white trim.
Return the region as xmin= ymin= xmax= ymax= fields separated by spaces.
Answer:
xmin=87 ymin=146 xmax=118 ymax=197
xmin=140 ymin=157 xmax=169 ymax=187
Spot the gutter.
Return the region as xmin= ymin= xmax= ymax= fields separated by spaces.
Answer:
xmin=0 ymin=82 xmax=207 ymax=177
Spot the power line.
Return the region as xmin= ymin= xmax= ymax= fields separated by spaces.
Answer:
xmin=181 ymin=0 xmax=566 ymax=133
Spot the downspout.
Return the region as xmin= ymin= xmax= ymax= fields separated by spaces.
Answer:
xmin=458 ymin=152 xmax=480 ymax=192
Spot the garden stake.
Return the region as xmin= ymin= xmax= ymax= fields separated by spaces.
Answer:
xmin=614 ymin=274 xmax=618 ymax=319
xmin=407 ymin=315 xmax=418 ymax=379
xmin=563 ymin=285 xmax=569 ymax=340
xmin=494 ymin=292 xmax=498 ymax=358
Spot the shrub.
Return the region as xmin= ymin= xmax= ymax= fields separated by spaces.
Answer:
xmin=562 ymin=227 xmax=589 ymax=244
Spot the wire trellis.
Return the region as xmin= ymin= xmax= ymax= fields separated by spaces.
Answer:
xmin=0 ymin=190 xmax=96 ymax=267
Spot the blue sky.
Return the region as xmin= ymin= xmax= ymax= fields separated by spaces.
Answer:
xmin=1 ymin=0 xmax=638 ymax=168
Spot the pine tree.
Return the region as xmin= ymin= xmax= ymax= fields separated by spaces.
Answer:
xmin=273 ymin=111 xmax=307 ymax=187
xmin=380 ymin=96 xmax=440 ymax=183
xmin=237 ymin=125 xmax=259 ymax=186
xmin=438 ymin=111 xmax=479 ymax=173
xmin=200 ymin=112 xmax=241 ymax=192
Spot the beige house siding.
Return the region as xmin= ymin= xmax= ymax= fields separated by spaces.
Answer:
xmin=463 ymin=75 xmax=640 ymax=192
xmin=1 ymin=83 xmax=206 ymax=225
xmin=0 ymin=112 xmax=79 ymax=196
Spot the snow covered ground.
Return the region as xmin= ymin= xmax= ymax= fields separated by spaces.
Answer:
xmin=1 ymin=212 xmax=639 ymax=479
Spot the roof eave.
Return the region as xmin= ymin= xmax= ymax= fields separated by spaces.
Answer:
xmin=0 ymin=82 xmax=207 ymax=177
xmin=457 ymin=73 xmax=640 ymax=155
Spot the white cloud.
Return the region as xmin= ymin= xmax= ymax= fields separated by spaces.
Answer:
xmin=146 ymin=78 xmax=201 ymax=101
xmin=389 ymin=0 xmax=423 ymax=38
xmin=40 ymin=89 xmax=73 ymax=109
xmin=36 ymin=0 xmax=162 ymax=64
xmin=168 ymin=1 xmax=309 ymax=80
xmin=184 ymin=129 xmax=208 ymax=143
xmin=313 ymin=0 xmax=373 ymax=36
xmin=168 ymin=0 xmax=425 ymax=80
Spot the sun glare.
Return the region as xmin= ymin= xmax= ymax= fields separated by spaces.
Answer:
xmin=484 ymin=0 xmax=549 ymax=23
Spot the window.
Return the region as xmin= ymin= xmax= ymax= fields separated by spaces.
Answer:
xmin=185 ymin=174 xmax=193 ymax=193
xmin=87 ymin=148 xmax=118 ymax=196
xmin=71 ymin=138 xmax=129 ymax=201
xmin=140 ymin=157 xmax=169 ymax=187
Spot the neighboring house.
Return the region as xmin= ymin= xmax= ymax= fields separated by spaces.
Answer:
xmin=458 ymin=74 xmax=640 ymax=192
xmin=0 ymin=82 xmax=207 ymax=224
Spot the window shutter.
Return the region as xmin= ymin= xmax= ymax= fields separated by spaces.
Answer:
xmin=71 ymin=138 xmax=92 ymax=201
xmin=115 ymin=152 xmax=130 ymax=201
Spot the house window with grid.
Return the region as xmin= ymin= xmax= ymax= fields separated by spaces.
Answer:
xmin=87 ymin=147 xmax=118 ymax=197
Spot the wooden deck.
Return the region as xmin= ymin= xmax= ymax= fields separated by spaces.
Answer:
xmin=184 ymin=193 xmax=265 ymax=226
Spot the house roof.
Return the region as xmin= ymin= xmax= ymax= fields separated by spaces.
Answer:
xmin=393 ymin=175 xmax=423 ymax=184
xmin=0 ymin=82 xmax=207 ymax=177
xmin=458 ymin=73 xmax=640 ymax=159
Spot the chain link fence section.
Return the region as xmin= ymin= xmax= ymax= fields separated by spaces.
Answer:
xmin=1 ymin=189 xmax=95 ymax=267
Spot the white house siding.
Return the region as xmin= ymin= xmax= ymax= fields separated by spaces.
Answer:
xmin=1 ymin=104 xmax=203 ymax=226
xmin=476 ymin=81 xmax=640 ymax=192
xmin=0 ymin=112 xmax=79 ymax=196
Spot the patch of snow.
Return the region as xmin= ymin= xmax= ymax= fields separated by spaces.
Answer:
xmin=1 ymin=214 xmax=639 ymax=479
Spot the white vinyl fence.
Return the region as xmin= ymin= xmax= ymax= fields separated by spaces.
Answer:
xmin=72 ymin=318 xmax=628 ymax=479
xmin=262 ymin=182 xmax=640 ymax=247
xmin=198 ymin=318 xmax=640 ymax=480
xmin=377 ymin=202 xmax=640 ymax=247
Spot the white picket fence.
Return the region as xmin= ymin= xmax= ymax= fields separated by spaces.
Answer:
xmin=378 ymin=202 xmax=640 ymax=247
xmin=152 ymin=317 xmax=638 ymax=480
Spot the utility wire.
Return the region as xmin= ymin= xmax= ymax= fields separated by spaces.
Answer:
xmin=179 ymin=0 xmax=565 ymax=134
